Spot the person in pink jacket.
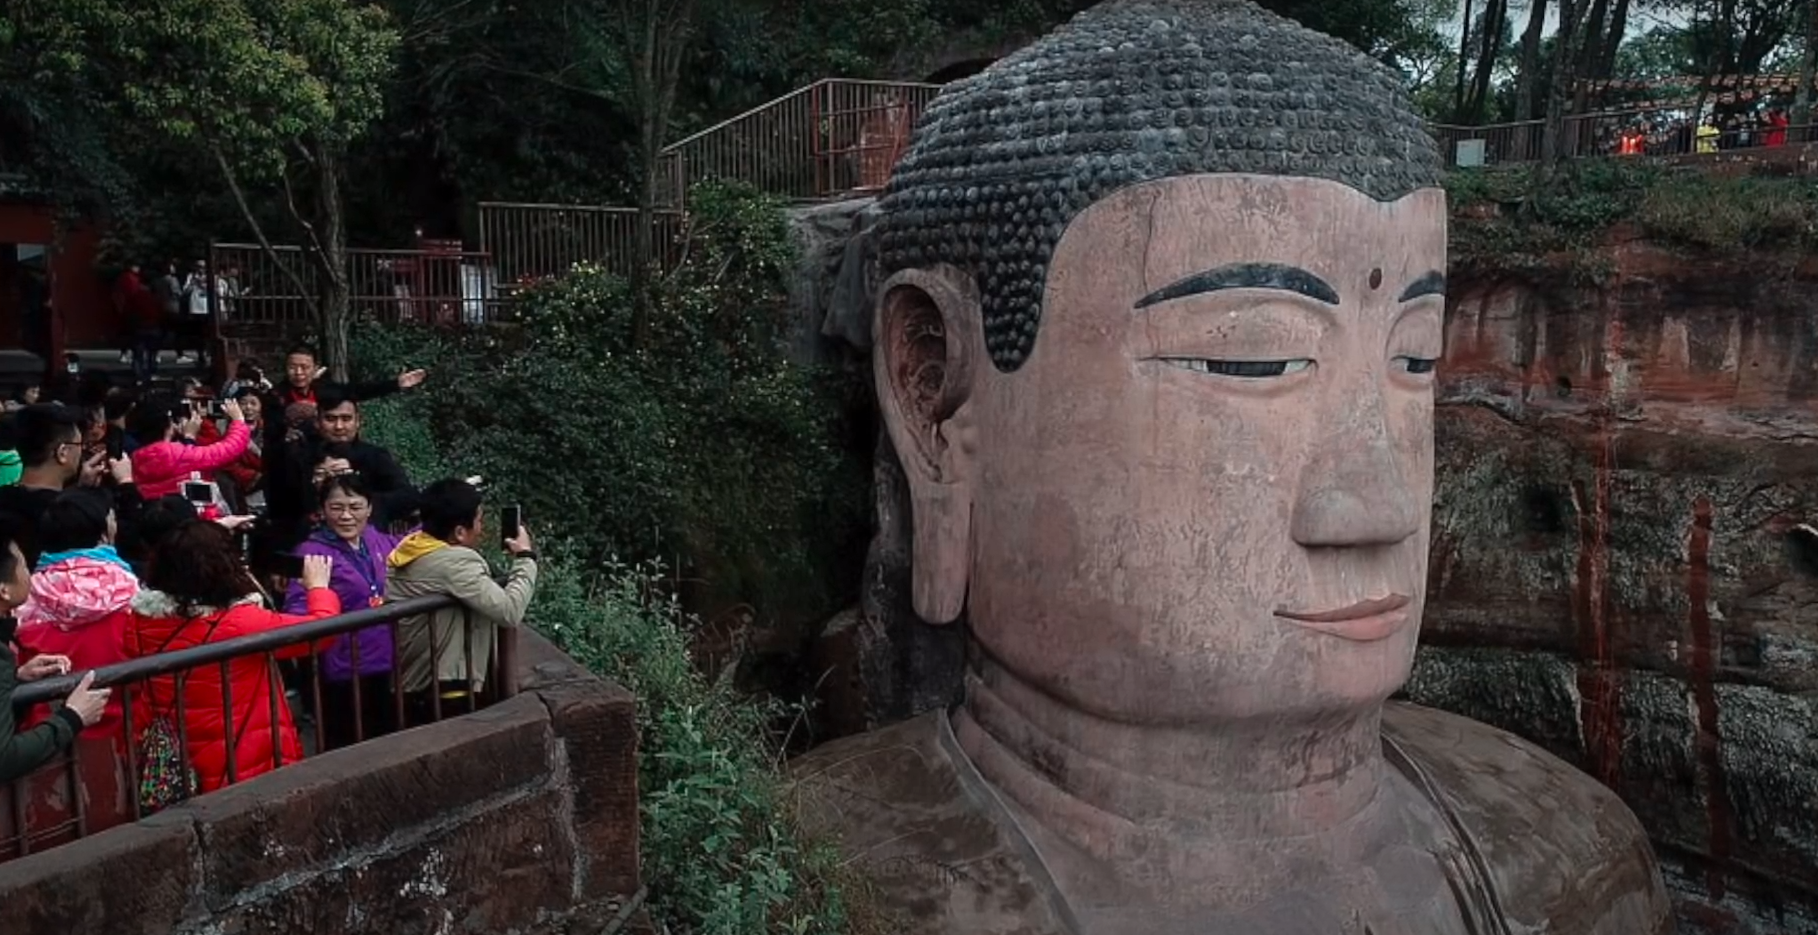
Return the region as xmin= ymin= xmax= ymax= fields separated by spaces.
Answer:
xmin=128 ymin=391 xmax=250 ymax=500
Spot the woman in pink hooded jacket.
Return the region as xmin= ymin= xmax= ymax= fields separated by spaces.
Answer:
xmin=15 ymin=490 xmax=139 ymax=738
xmin=128 ymin=391 xmax=250 ymax=500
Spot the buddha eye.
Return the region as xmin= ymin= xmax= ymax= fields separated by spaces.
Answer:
xmin=1393 ymin=355 xmax=1438 ymax=375
xmin=1161 ymin=358 xmax=1312 ymax=378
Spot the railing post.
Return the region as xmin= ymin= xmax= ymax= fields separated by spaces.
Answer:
xmin=811 ymin=80 xmax=825 ymax=198
xmin=496 ymin=627 xmax=520 ymax=700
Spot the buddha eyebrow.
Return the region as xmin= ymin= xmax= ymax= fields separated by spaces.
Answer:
xmin=1399 ymin=270 xmax=1446 ymax=302
xmin=1133 ymin=262 xmax=1339 ymax=309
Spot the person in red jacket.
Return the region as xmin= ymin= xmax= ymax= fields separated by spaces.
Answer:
xmin=1765 ymin=108 xmax=1790 ymax=147
xmin=14 ymin=489 xmax=138 ymax=739
xmin=277 ymin=344 xmax=427 ymax=409
xmin=127 ymin=391 xmax=250 ymax=501
xmin=194 ymin=390 xmax=265 ymax=513
xmin=125 ymin=521 xmax=339 ymax=792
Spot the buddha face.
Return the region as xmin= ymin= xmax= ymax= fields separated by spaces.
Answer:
xmin=877 ymin=174 xmax=1447 ymax=724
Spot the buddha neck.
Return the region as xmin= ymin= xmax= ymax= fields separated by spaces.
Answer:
xmin=953 ymin=651 xmax=1397 ymax=903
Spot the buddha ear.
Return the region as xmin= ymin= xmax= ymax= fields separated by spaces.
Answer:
xmin=873 ymin=265 xmax=981 ymax=625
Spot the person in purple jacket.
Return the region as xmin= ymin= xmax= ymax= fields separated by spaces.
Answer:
xmin=284 ymin=472 xmax=404 ymax=749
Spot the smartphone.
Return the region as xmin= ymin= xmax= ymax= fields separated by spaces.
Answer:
xmin=106 ymin=433 xmax=123 ymax=461
xmin=500 ymin=504 xmax=522 ymax=546
xmin=270 ymin=553 xmax=306 ymax=580
xmin=182 ymin=481 xmax=212 ymax=504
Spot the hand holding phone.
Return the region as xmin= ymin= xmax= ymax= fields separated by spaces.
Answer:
xmin=270 ymin=552 xmax=307 ymax=580
xmin=500 ymin=504 xmax=522 ymax=548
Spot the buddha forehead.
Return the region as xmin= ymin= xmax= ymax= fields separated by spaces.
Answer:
xmin=1055 ymin=174 xmax=1448 ymax=304
xmin=875 ymin=0 xmax=1444 ymax=371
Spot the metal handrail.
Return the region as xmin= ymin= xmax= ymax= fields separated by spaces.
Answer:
xmin=12 ymin=593 xmax=462 ymax=706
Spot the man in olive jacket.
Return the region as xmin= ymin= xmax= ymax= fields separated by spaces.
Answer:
xmin=386 ymin=479 xmax=537 ymax=723
xmin=0 ymin=532 xmax=110 ymax=783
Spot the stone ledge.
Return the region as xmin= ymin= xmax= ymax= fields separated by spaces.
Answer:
xmin=0 ymin=628 xmax=640 ymax=935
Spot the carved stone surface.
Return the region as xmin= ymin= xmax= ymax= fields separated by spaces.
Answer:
xmin=873 ymin=0 xmax=1441 ymax=371
xmin=794 ymin=1 xmax=1672 ymax=932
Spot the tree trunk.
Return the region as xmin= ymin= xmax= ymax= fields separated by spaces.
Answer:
xmin=631 ymin=113 xmax=659 ymax=350
xmin=625 ymin=0 xmax=696 ymax=351
xmin=314 ymin=145 xmax=351 ymax=382
xmin=1596 ymin=0 xmax=1632 ymax=78
xmin=1467 ymin=0 xmax=1507 ymax=121
xmin=1454 ymin=0 xmax=1476 ymax=120
xmin=1515 ymin=0 xmax=1551 ymax=122
xmin=1543 ymin=0 xmax=1589 ymax=167
xmin=1797 ymin=0 xmax=1818 ymax=131
xmin=1578 ymin=0 xmax=1611 ymax=77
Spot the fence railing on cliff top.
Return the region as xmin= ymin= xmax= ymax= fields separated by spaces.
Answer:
xmin=2 ymin=596 xmax=519 ymax=862
xmin=1432 ymin=108 xmax=1818 ymax=167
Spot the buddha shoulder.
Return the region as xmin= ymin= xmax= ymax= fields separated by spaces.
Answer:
xmin=788 ymin=713 xmax=1068 ymax=935
xmin=1381 ymin=701 xmax=1673 ymax=934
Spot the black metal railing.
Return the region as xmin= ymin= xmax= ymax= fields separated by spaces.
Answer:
xmin=4 ymin=593 xmax=521 ymax=861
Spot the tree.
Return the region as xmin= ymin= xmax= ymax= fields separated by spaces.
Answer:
xmin=111 ymin=0 xmax=398 ymax=378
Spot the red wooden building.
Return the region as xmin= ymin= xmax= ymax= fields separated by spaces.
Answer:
xmin=0 ymin=193 xmax=112 ymax=376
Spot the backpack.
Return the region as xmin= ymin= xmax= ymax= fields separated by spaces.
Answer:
xmin=137 ymin=715 xmax=197 ymax=813
xmin=131 ymin=613 xmax=225 ymax=814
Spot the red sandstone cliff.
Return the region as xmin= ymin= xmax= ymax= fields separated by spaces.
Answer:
xmin=1424 ymin=237 xmax=1818 ymax=934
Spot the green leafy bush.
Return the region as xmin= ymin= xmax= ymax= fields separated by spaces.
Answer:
xmin=354 ymin=178 xmax=888 ymax=930
xmin=527 ymin=554 xmax=872 ymax=935
xmin=1447 ymin=160 xmax=1818 ymax=280
xmin=353 ymin=180 xmax=872 ymax=630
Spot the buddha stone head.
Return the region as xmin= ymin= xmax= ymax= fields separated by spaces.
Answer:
xmin=873 ymin=0 xmax=1448 ymax=726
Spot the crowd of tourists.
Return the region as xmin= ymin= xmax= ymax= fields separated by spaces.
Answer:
xmin=1607 ymin=106 xmax=1796 ymax=156
xmin=0 ymin=347 xmax=540 ymax=804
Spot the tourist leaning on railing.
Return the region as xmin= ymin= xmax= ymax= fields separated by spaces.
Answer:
xmin=14 ymin=489 xmax=139 ymax=738
xmin=388 ymin=479 xmax=536 ymax=724
xmin=283 ymin=473 xmax=404 ymax=749
xmin=0 ymin=528 xmax=110 ymax=784
xmin=125 ymin=521 xmax=340 ymax=793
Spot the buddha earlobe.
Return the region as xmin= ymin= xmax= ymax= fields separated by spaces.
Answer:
xmin=874 ymin=265 xmax=982 ymax=625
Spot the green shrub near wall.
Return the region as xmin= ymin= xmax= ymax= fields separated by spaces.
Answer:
xmin=353 ymin=180 xmax=886 ymax=932
xmin=353 ymin=180 xmax=873 ymax=633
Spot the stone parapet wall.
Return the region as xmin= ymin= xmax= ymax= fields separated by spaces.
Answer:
xmin=0 ymin=630 xmax=641 ymax=935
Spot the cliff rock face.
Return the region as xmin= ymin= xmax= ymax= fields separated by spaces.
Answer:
xmin=811 ymin=204 xmax=1817 ymax=932
xmin=1419 ymin=237 xmax=1818 ymax=933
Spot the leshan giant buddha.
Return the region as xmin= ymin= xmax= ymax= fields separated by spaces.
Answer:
xmin=792 ymin=1 xmax=1674 ymax=933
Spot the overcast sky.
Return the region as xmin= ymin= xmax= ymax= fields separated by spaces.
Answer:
xmin=1438 ymin=2 xmax=1690 ymax=43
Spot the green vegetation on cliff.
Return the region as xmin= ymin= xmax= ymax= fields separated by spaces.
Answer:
xmin=1447 ymin=161 xmax=1818 ymax=281
xmin=354 ymin=180 xmax=873 ymax=631
xmin=355 ymin=182 xmax=879 ymax=933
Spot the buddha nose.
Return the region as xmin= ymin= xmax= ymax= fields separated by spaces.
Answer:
xmin=1288 ymin=421 xmax=1422 ymax=549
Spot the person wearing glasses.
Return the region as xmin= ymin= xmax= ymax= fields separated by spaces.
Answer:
xmin=283 ymin=472 xmax=405 ymax=749
xmin=0 ymin=404 xmax=132 ymax=566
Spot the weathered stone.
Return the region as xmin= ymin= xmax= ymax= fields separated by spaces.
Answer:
xmin=0 ymin=629 xmax=641 ymax=935
xmin=0 ymin=814 xmax=196 ymax=934
xmin=816 ymin=224 xmax=1818 ymax=930
xmin=186 ymin=789 xmax=576 ymax=935
xmin=188 ymin=695 xmax=555 ymax=910
xmin=785 ymin=198 xmax=877 ymax=363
